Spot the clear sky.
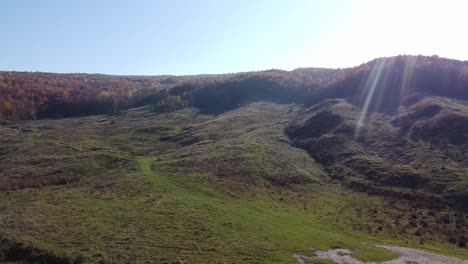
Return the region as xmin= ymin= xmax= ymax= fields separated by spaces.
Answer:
xmin=1 ymin=0 xmax=467 ymax=75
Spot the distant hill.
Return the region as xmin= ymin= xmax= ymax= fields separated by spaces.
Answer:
xmin=1 ymin=55 xmax=468 ymax=120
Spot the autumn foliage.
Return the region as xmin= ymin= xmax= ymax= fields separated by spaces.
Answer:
xmin=1 ymin=55 xmax=468 ymax=120
xmin=0 ymin=72 xmax=165 ymax=119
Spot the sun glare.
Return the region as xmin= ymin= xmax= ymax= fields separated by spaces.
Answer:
xmin=299 ymin=0 xmax=468 ymax=70
xmin=354 ymin=58 xmax=386 ymax=139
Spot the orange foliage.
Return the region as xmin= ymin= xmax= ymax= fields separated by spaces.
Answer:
xmin=1 ymin=55 xmax=467 ymax=120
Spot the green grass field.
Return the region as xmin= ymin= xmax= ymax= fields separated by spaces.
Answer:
xmin=0 ymin=154 xmax=466 ymax=263
xmin=0 ymin=104 xmax=466 ymax=263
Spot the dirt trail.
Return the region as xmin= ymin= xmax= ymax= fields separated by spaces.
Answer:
xmin=294 ymin=245 xmax=468 ymax=264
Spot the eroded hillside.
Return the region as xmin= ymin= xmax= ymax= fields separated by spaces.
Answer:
xmin=286 ymin=97 xmax=468 ymax=210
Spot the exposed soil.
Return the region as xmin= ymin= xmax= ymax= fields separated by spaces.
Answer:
xmin=294 ymin=245 xmax=468 ymax=264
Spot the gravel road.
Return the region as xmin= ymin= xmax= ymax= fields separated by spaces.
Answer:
xmin=293 ymin=245 xmax=468 ymax=264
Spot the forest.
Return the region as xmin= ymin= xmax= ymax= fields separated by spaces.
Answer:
xmin=1 ymin=55 xmax=468 ymax=120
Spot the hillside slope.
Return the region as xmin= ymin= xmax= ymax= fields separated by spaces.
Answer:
xmin=286 ymin=98 xmax=467 ymax=209
xmin=0 ymin=104 xmax=466 ymax=263
xmin=0 ymin=55 xmax=467 ymax=262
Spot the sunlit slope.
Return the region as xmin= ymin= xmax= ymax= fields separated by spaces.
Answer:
xmin=0 ymin=104 xmax=466 ymax=263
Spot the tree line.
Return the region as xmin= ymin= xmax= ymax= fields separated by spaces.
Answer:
xmin=1 ymin=55 xmax=467 ymax=120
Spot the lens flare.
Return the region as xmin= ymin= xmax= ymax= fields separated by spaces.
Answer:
xmin=400 ymin=56 xmax=416 ymax=107
xmin=354 ymin=58 xmax=386 ymax=139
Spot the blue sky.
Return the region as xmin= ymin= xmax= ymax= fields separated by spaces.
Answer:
xmin=1 ymin=0 xmax=467 ymax=75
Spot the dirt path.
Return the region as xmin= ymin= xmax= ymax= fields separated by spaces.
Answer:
xmin=294 ymin=245 xmax=468 ymax=264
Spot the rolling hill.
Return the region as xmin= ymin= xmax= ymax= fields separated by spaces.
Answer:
xmin=0 ymin=55 xmax=467 ymax=263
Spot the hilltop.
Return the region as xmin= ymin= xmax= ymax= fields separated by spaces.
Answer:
xmin=1 ymin=55 xmax=467 ymax=120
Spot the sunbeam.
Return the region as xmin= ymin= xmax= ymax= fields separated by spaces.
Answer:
xmin=354 ymin=58 xmax=386 ymax=139
xmin=400 ymin=56 xmax=416 ymax=107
